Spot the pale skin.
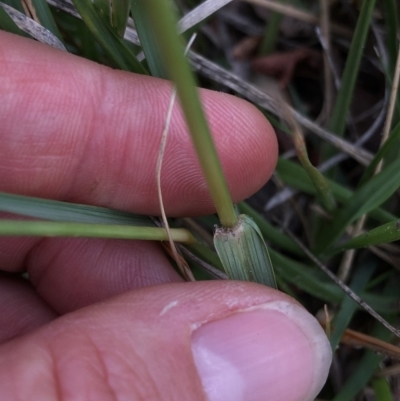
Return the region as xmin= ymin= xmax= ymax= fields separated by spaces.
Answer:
xmin=0 ymin=31 xmax=331 ymax=401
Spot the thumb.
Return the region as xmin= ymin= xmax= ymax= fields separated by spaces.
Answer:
xmin=0 ymin=281 xmax=331 ymax=401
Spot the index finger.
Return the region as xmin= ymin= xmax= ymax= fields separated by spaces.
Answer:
xmin=0 ymin=31 xmax=278 ymax=216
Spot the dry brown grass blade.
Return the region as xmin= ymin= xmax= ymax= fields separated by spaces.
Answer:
xmin=156 ymin=86 xmax=194 ymax=281
xmin=21 ymin=0 xmax=39 ymax=22
xmin=279 ymin=96 xmax=336 ymax=212
xmin=321 ymin=321 xmax=400 ymax=361
xmin=155 ymin=34 xmax=197 ymax=282
xmin=160 ymin=242 xmax=194 ymax=281
xmin=341 ymin=328 xmax=400 ymax=360
xmin=324 ymin=304 xmax=332 ymax=339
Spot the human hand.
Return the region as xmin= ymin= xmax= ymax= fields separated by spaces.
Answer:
xmin=0 ymin=31 xmax=331 ymax=401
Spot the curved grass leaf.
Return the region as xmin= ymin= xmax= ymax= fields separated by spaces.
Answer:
xmin=270 ymin=250 xmax=396 ymax=314
xmin=270 ymin=249 xmax=342 ymax=303
xmin=333 ymin=219 xmax=400 ymax=253
xmin=359 ymin=121 xmax=400 ymax=186
xmin=238 ymin=202 xmax=303 ymax=255
xmin=294 ymin=133 xmax=336 ymax=212
xmin=281 ymin=100 xmax=336 ymax=212
xmin=316 ymin=156 xmax=400 ymax=253
xmin=276 ymin=158 xmax=397 ymax=224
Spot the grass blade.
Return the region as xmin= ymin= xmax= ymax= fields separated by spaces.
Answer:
xmin=382 ymin=0 xmax=399 ymax=85
xmin=359 ymin=121 xmax=400 ymax=186
xmin=0 ymin=192 xmax=153 ymax=226
xmin=258 ymin=8 xmax=283 ymax=55
xmin=330 ymin=263 xmax=375 ymax=350
xmin=130 ymin=2 xmax=168 ymax=78
xmin=110 ymin=0 xmax=129 ymax=36
xmin=30 ymin=0 xmax=63 ymax=41
xmin=276 ymin=158 xmax=397 ymax=224
xmin=333 ymin=219 xmax=400 ymax=253
xmin=382 ymin=0 xmax=400 ymax=129
xmin=238 ymin=202 xmax=303 ymax=255
xmin=332 ymin=332 xmax=388 ymax=401
xmin=72 ymin=0 xmax=147 ymax=73
xmin=283 ymin=226 xmax=400 ymax=338
xmin=92 ymin=0 xmax=129 ymax=36
xmin=128 ymin=0 xmax=233 ymax=75
xmin=328 ymin=0 xmax=376 ymax=137
xmin=372 ymin=377 xmax=395 ymax=401
xmin=332 ymin=280 xmax=398 ymax=401
xmin=283 ymin=101 xmax=336 ymax=211
xmin=269 ymin=249 xmax=342 ymax=303
xmin=316 ymin=156 xmax=400 ymax=252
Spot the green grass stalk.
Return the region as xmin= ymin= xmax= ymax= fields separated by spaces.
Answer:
xmin=135 ymin=0 xmax=237 ymax=228
xmin=0 ymin=220 xmax=195 ymax=243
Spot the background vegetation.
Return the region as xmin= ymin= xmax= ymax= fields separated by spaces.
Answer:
xmin=0 ymin=0 xmax=399 ymax=399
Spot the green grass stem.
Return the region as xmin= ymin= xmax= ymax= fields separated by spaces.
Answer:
xmin=135 ymin=0 xmax=237 ymax=227
xmin=0 ymin=220 xmax=195 ymax=242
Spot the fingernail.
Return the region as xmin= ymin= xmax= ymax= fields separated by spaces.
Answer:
xmin=191 ymin=300 xmax=332 ymax=401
